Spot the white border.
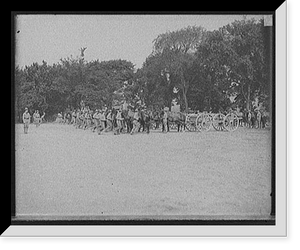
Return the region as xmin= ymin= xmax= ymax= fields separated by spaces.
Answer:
xmin=4 ymin=4 xmax=287 ymax=237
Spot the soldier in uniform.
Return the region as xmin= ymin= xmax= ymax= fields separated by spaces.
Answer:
xmin=99 ymin=110 xmax=106 ymax=133
xmin=33 ymin=110 xmax=39 ymax=127
xmin=22 ymin=108 xmax=31 ymax=134
xmin=162 ymin=110 xmax=168 ymax=133
xmin=144 ymin=110 xmax=151 ymax=134
xmin=115 ymin=109 xmax=124 ymax=135
xmin=104 ymin=110 xmax=112 ymax=132
xmin=92 ymin=109 xmax=102 ymax=135
xmin=130 ymin=109 xmax=140 ymax=135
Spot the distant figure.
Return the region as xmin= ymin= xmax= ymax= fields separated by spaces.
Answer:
xmin=80 ymin=47 xmax=87 ymax=57
xmin=162 ymin=110 xmax=168 ymax=133
xmin=256 ymin=110 xmax=262 ymax=129
xmin=99 ymin=110 xmax=107 ymax=132
xmin=144 ymin=110 xmax=151 ymax=134
xmin=33 ymin=110 xmax=39 ymax=127
xmin=104 ymin=110 xmax=113 ymax=132
xmin=92 ymin=109 xmax=102 ymax=135
xmin=22 ymin=108 xmax=31 ymax=134
xmin=115 ymin=109 xmax=124 ymax=135
xmin=130 ymin=109 xmax=140 ymax=135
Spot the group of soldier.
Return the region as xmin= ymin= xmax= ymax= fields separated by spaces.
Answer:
xmin=22 ymin=108 xmax=45 ymax=134
xmin=239 ymin=109 xmax=269 ymax=129
xmin=56 ymin=106 xmax=165 ymax=136
xmin=21 ymin=104 xmax=269 ymax=135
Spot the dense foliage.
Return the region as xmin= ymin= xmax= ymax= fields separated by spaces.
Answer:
xmin=15 ymin=18 xmax=271 ymax=121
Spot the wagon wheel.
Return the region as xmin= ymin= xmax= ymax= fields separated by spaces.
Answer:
xmin=195 ymin=114 xmax=203 ymax=131
xmin=224 ymin=113 xmax=239 ymax=132
xmin=150 ymin=121 xmax=156 ymax=130
xmin=212 ymin=113 xmax=226 ymax=131
xmin=150 ymin=120 xmax=161 ymax=130
xmin=201 ymin=113 xmax=212 ymax=132
xmin=169 ymin=121 xmax=178 ymax=131
xmin=185 ymin=114 xmax=198 ymax=132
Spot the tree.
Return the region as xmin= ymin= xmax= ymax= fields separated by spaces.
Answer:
xmin=152 ymin=26 xmax=206 ymax=112
xmin=220 ymin=18 xmax=267 ymax=111
xmin=15 ymin=55 xmax=135 ymax=120
xmin=193 ymin=29 xmax=236 ymax=112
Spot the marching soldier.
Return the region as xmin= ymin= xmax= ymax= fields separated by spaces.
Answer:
xmin=92 ymin=109 xmax=102 ymax=135
xmin=104 ymin=110 xmax=113 ymax=132
xmin=99 ymin=110 xmax=107 ymax=133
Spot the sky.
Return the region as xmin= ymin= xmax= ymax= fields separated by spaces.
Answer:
xmin=15 ymin=14 xmax=263 ymax=69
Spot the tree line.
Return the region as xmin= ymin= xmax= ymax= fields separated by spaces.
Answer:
xmin=15 ymin=18 xmax=271 ymax=122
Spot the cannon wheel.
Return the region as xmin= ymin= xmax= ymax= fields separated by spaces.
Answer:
xmin=195 ymin=114 xmax=203 ymax=131
xmin=150 ymin=121 xmax=161 ymax=130
xmin=212 ymin=113 xmax=226 ymax=131
xmin=169 ymin=121 xmax=178 ymax=131
xmin=224 ymin=113 xmax=239 ymax=132
xmin=201 ymin=113 xmax=212 ymax=131
xmin=185 ymin=114 xmax=198 ymax=132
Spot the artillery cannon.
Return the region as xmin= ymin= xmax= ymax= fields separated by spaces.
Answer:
xmin=195 ymin=112 xmax=239 ymax=132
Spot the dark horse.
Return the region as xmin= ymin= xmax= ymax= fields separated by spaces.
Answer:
xmin=122 ymin=109 xmax=134 ymax=133
xmin=166 ymin=111 xmax=187 ymax=132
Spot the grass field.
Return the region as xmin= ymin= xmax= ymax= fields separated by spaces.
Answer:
xmin=14 ymin=123 xmax=272 ymax=220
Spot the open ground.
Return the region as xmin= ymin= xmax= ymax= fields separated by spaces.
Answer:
xmin=15 ymin=123 xmax=272 ymax=220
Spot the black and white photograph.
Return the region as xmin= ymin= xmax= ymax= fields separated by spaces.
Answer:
xmin=9 ymin=10 xmax=287 ymax=236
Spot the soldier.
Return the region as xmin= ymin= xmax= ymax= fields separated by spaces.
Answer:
xmin=22 ymin=108 xmax=31 ymax=134
xmin=257 ymin=110 xmax=262 ymax=129
xmin=130 ymin=109 xmax=140 ymax=135
xmin=162 ymin=110 xmax=168 ymax=133
xmin=104 ymin=110 xmax=112 ymax=132
xmin=144 ymin=110 xmax=151 ymax=134
xmin=75 ymin=109 xmax=81 ymax=129
xmin=92 ymin=109 xmax=102 ymax=135
xmin=35 ymin=110 xmax=41 ymax=127
xmin=126 ymin=107 xmax=134 ymax=133
xmin=115 ymin=109 xmax=124 ymax=135
xmin=99 ymin=110 xmax=106 ymax=133
xmin=33 ymin=110 xmax=39 ymax=127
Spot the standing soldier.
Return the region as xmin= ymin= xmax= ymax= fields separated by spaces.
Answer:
xmin=104 ymin=110 xmax=113 ymax=132
xmin=22 ymin=108 xmax=31 ymax=134
xmin=71 ymin=109 xmax=76 ymax=125
xmin=40 ymin=111 xmax=45 ymax=124
xmin=115 ymin=109 xmax=124 ymax=135
xmin=257 ymin=110 xmax=262 ymax=129
xmin=126 ymin=107 xmax=134 ymax=133
xmin=35 ymin=110 xmax=41 ymax=127
xmin=33 ymin=110 xmax=38 ymax=127
xmin=247 ymin=110 xmax=252 ymax=128
xmin=144 ymin=110 xmax=151 ymax=134
xmin=92 ymin=109 xmax=101 ymax=134
xmin=130 ymin=109 xmax=140 ymax=135
xmin=99 ymin=110 xmax=106 ymax=133
xmin=162 ymin=109 xmax=168 ymax=133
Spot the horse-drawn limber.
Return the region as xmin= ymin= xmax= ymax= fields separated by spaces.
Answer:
xmin=150 ymin=110 xmax=240 ymax=132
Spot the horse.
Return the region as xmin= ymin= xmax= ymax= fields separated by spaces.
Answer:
xmin=123 ymin=109 xmax=134 ymax=133
xmin=150 ymin=110 xmax=161 ymax=130
xmin=167 ymin=111 xmax=187 ymax=132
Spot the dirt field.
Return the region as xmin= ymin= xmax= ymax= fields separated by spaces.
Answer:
xmin=15 ymin=123 xmax=272 ymax=219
